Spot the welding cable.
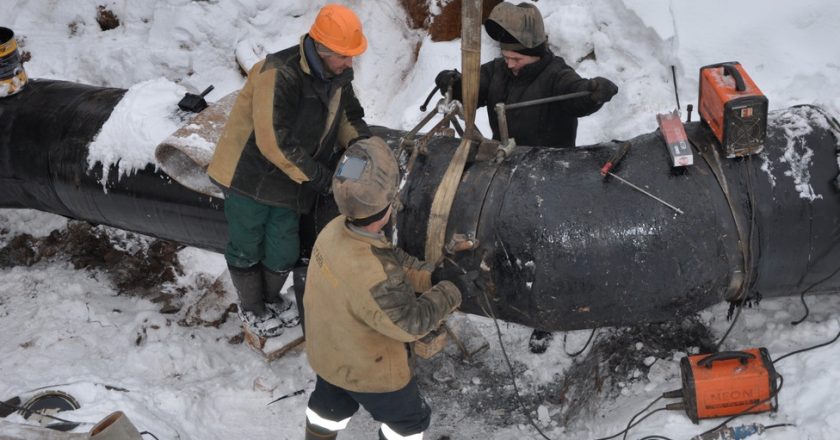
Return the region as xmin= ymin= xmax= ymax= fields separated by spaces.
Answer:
xmin=563 ymin=327 xmax=599 ymax=357
xmin=773 ymin=328 xmax=840 ymax=363
xmin=620 ymin=395 xmax=663 ymax=440
xmin=790 ymin=264 xmax=840 ymax=325
xmin=476 ymin=281 xmax=556 ymax=440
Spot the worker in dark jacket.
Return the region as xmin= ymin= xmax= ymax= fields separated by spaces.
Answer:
xmin=435 ymin=1 xmax=618 ymax=148
xmin=435 ymin=1 xmax=618 ymax=353
xmin=303 ymin=137 xmax=463 ymax=440
xmin=207 ymin=4 xmax=371 ymax=338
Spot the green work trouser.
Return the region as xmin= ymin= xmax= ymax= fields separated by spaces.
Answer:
xmin=223 ymin=192 xmax=300 ymax=271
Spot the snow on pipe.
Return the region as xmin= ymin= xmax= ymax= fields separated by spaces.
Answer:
xmin=1 ymin=79 xmax=839 ymax=331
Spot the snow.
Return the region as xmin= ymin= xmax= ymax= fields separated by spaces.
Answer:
xmin=3 ymin=1 xmax=840 ymax=439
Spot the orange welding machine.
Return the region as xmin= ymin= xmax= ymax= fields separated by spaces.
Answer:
xmin=679 ymin=348 xmax=778 ymax=423
xmin=698 ymin=62 xmax=768 ymax=158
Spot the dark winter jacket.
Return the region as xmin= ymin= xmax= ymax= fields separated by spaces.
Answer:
xmin=208 ymin=35 xmax=370 ymax=214
xmin=478 ymin=49 xmax=604 ymax=148
xmin=304 ymin=216 xmax=461 ymax=393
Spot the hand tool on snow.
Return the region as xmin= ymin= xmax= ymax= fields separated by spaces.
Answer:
xmin=177 ymin=85 xmax=214 ymax=113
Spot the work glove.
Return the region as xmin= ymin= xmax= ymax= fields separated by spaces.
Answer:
xmin=588 ymin=77 xmax=619 ymax=104
xmin=435 ymin=69 xmax=461 ymax=95
xmin=452 ymin=270 xmax=488 ymax=295
xmin=305 ymin=164 xmax=333 ymax=196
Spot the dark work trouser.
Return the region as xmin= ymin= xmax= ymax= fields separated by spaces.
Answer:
xmin=306 ymin=375 xmax=431 ymax=439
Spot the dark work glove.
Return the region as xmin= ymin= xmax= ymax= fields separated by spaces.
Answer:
xmin=588 ymin=77 xmax=618 ymax=104
xmin=435 ymin=69 xmax=461 ymax=95
xmin=306 ymin=164 xmax=333 ymax=195
xmin=452 ymin=270 xmax=487 ymax=294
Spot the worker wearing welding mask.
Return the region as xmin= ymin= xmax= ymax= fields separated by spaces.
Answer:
xmin=207 ymin=4 xmax=371 ymax=339
xmin=435 ymin=1 xmax=618 ymax=149
xmin=434 ymin=1 xmax=618 ymax=353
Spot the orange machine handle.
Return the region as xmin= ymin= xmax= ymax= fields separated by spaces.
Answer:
xmin=697 ymin=350 xmax=755 ymax=368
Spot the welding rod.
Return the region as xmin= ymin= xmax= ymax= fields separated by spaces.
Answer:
xmin=607 ymin=172 xmax=684 ymax=215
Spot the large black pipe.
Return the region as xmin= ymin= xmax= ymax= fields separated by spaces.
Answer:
xmin=1 ymin=80 xmax=839 ymax=331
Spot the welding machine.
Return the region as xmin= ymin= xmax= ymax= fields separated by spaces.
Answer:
xmin=679 ymin=348 xmax=778 ymax=423
xmin=698 ymin=62 xmax=768 ymax=158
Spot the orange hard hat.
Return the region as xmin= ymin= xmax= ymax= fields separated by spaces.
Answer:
xmin=309 ymin=4 xmax=367 ymax=57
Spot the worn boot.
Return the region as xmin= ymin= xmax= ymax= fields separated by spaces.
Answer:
xmin=262 ymin=266 xmax=299 ymax=327
xmin=305 ymin=420 xmax=338 ymax=440
xmin=230 ymin=264 xmax=284 ymax=338
xmin=528 ymin=329 xmax=554 ymax=354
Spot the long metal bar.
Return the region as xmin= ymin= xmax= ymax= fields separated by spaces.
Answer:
xmin=608 ymin=172 xmax=684 ymax=214
xmin=504 ymin=90 xmax=591 ymax=110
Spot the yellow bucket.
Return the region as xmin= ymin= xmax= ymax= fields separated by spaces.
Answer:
xmin=0 ymin=27 xmax=27 ymax=97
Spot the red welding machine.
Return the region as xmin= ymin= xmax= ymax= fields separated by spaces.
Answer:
xmin=679 ymin=348 xmax=779 ymax=423
xmin=698 ymin=62 xmax=768 ymax=158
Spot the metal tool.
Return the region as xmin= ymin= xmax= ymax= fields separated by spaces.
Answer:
xmin=177 ymin=84 xmax=214 ymax=113
xmin=607 ymin=172 xmax=684 ymax=215
xmin=600 ymin=142 xmax=684 ymax=215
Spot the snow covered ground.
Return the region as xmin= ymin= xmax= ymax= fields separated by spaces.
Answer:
xmin=3 ymin=1 xmax=840 ymax=439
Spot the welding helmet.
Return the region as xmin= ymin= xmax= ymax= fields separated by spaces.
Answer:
xmin=484 ymin=2 xmax=547 ymax=53
xmin=332 ymin=137 xmax=399 ymax=222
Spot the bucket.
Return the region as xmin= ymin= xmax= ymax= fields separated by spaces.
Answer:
xmin=0 ymin=27 xmax=28 ymax=97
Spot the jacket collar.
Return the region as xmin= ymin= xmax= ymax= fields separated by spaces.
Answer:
xmin=299 ymin=34 xmax=355 ymax=86
xmin=342 ymin=217 xmax=392 ymax=249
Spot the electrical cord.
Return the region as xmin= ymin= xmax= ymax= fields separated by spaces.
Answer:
xmin=475 ymin=281 xmax=555 ymax=440
xmin=790 ymin=264 xmax=840 ymax=325
xmin=563 ymin=327 xmax=598 ymax=357
xmin=773 ymin=328 xmax=840 ymax=363
xmin=621 ymin=395 xmax=663 ymax=440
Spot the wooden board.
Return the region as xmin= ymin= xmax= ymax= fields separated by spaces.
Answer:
xmin=243 ymin=325 xmax=305 ymax=362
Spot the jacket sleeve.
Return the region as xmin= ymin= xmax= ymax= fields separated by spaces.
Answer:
xmin=392 ymin=247 xmax=434 ymax=293
xmin=350 ymin=248 xmax=462 ymax=342
xmin=336 ymin=83 xmax=371 ymax=149
xmin=250 ymin=63 xmax=331 ymax=184
xmin=551 ymin=67 xmax=604 ymax=117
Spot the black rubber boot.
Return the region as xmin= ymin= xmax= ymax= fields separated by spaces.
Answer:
xmin=228 ymin=264 xmax=265 ymax=314
xmin=262 ymin=265 xmax=292 ymax=304
xmin=528 ymin=329 xmax=554 ymax=354
xmin=304 ymin=420 xmax=338 ymax=440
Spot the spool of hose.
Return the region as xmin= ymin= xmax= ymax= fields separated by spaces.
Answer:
xmin=0 ymin=27 xmax=28 ymax=97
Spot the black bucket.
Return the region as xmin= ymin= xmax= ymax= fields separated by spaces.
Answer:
xmin=0 ymin=27 xmax=28 ymax=97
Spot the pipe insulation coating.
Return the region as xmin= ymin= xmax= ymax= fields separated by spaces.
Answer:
xmin=1 ymin=80 xmax=839 ymax=331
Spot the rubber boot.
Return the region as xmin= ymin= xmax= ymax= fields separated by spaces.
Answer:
xmin=293 ymin=265 xmax=308 ymax=336
xmin=305 ymin=420 xmax=338 ymax=440
xmin=528 ymin=329 xmax=554 ymax=354
xmin=229 ymin=264 xmax=265 ymax=314
xmin=262 ymin=265 xmax=292 ymax=304
xmin=263 ymin=266 xmax=298 ymax=327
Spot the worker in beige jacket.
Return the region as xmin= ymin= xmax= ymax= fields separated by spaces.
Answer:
xmin=303 ymin=137 xmax=462 ymax=440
